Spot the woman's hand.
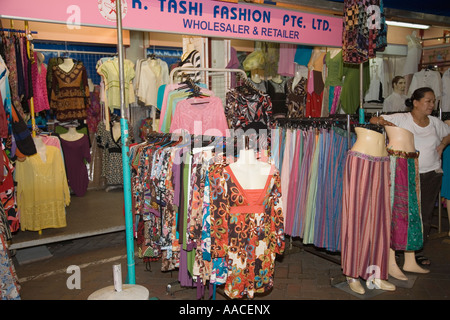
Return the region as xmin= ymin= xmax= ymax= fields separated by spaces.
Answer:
xmin=369 ymin=116 xmax=395 ymax=127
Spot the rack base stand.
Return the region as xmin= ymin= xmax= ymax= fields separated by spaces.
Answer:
xmin=88 ymin=284 xmax=150 ymax=300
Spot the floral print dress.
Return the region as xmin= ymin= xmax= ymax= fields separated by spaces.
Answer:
xmin=209 ymin=163 xmax=285 ymax=299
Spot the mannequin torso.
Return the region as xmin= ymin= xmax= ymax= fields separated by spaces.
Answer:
xmin=33 ymin=136 xmax=47 ymax=162
xmin=385 ymin=126 xmax=415 ymax=152
xmin=60 ymin=126 xmax=84 ymax=142
xmin=112 ymin=121 xmax=121 ymax=142
xmin=59 ymin=58 xmax=75 ymax=73
xmin=352 ymin=127 xmax=388 ymax=157
xmin=228 ymin=149 xmax=272 ymax=189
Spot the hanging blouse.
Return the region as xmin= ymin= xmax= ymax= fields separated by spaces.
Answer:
xmin=97 ymin=58 xmax=135 ymax=111
xmin=209 ymin=164 xmax=285 ymax=299
xmin=50 ymin=61 xmax=90 ymax=121
xmin=15 ymin=145 xmax=71 ymax=231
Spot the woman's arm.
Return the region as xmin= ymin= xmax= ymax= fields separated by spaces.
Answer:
xmin=368 ymin=115 xmax=395 ymax=126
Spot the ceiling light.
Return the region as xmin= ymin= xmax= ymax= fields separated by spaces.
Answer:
xmin=386 ymin=21 xmax=430 ymax=29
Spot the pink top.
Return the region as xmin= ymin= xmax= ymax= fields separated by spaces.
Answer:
xmin=169 ymin=96 xmax=229 ymax=136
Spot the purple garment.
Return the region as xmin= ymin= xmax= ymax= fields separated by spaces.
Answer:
xmin=60 ymin=134 xmax=91 ymax=197
xmin=226 ymin=47 xmax=240 ymax=88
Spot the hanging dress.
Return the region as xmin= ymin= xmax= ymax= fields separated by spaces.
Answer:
xmin=209 ymin=164 xmax=285 ymax=299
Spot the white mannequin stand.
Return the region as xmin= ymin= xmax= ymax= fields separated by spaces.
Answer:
xmin=385 ymin=126 xmax=430 ymax=280
xmin=228 ymin=149 xmax=271 ymax=189
xmin=345 ymin=127 xmax=396 ymax=294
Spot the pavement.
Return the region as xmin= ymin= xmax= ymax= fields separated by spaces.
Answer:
xmin=10 ymin=227 xmax=450 ymax=302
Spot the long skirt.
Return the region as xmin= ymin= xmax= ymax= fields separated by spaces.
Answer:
xmin=341 ymin=151 xmax=391 ymax=280
xmin=388 ymin=149 xmax=423 ymax=251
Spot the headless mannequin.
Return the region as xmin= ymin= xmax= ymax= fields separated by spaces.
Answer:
xmin=385 ymin=126 xmax=430 ymax=280
xmin=292 ymin=64 xmax=308 ymax=90
xmin=33 ymin=136 xmax=47 ymax=162
xmin=271 ymin=74 xmax=283 ymax=84
xmin=112 ymin=121 xmax=121 ymax=142
xmin=346 ymin=127 xmax=395 ymax=294
xmin=351 ymin=127 xmax=388 ymax=157
xmin=60 ymin=126 xmax=84 ymax=142
xmin=251 ymin=70 xmax=263 ymax=84
xmin=228 ymin=149 xmax=271 ymax=189
xmin=59 ymin=58 xmax=75 ymax=73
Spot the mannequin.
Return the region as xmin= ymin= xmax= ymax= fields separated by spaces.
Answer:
xmin=33 ymin=136 xmax=47 ymax=162
xmin=60 ymin=126 xmax=84 ymax=142
xmin=385 ymin=126 xmax=430 ymax=281
xmin=292 ymin=64 xmax=308 ymax=91
xmin=251 ymin=70 xmax=262 ymax=83
xmin=271 ymin=74 xmax=283 ymax=84
xmin=112 ymin=120 xmax=121 ymax=142
xmin=342 ymin=127 xmax=395 ymax=294
xmin=351 ymin=127 xmax=388 ymax=157
xmin=383 ymin=76 xmax=407 ymax=112
xmin=59 ymin=58 xmax=75 ymax=73
xmin=228 ymin=149 xmax=271 ymax=189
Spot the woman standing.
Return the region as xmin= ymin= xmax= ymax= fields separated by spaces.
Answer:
xmin=370 ymin=87 xmax=450 ymax=265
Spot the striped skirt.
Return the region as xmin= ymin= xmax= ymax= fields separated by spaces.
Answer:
xmin=388 ymin=149 xmax=423 ymax=251
xmin=341 ymin=151 xmax=391 ymax=280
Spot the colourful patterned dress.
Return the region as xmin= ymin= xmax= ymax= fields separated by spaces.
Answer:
xmin=209 ymin=163 xmax=285 ymax=299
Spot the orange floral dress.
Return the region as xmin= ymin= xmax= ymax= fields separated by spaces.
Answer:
xmin=209 ymin=163 xmax=285 ymax=299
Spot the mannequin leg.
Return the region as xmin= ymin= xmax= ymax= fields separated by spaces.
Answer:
xmin=403 ymin=251 xmax=431 ymax=273
xmin=346 ymin=276 xmax=365 ymax=295
xmin=388 ymin=248 xmax=408 ymax=280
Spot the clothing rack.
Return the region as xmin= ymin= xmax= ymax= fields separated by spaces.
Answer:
xmin=275 ymin=114 xmax=358 ymax=149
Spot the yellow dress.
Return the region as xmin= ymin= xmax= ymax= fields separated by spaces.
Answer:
xmin=16 ymin=145 xmax=71 ymax=231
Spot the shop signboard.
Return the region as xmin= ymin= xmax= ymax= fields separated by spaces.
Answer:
xmin=0 ymin=0 xmax=343 ymax=47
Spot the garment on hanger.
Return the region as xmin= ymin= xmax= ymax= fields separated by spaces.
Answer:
xmin=31 ymin=51 xmax=50 ymax=113
xmin=342 ymin=0 xmax=387 ymax=64
xmin=97 ymin=57 xmax=136 ymax=110
xmin=402 ymin=32 xmax=422 ymax=76
xmin=408 ymin=69 xmax=443 ymax=100
xmin=137 ymin=58 xmax=169 ymax=107
xmin=442 ymin=69 xmax=450 ymax=112
xmin=15 ymin=137 xmax=71 ymax=231
xmin=277 ymin=43 xmax=296 ymax=77
xmin=50 ymin=60 xmax=90 ymax=121
xmin=169 ymin=95 xmax=229 ymax=137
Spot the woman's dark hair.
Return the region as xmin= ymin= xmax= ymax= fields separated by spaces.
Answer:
xmin=405 ymin=87 xmax=434 ymax=108
xmin=391 ymin=76 xmax=404 ymax=88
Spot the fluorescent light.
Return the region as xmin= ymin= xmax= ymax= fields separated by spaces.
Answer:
xmin=386 ymin=21 xmax=430 ymax=29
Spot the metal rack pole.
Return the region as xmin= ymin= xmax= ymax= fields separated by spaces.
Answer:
xmin=115 ymin=0 xmax=135 ymax=285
